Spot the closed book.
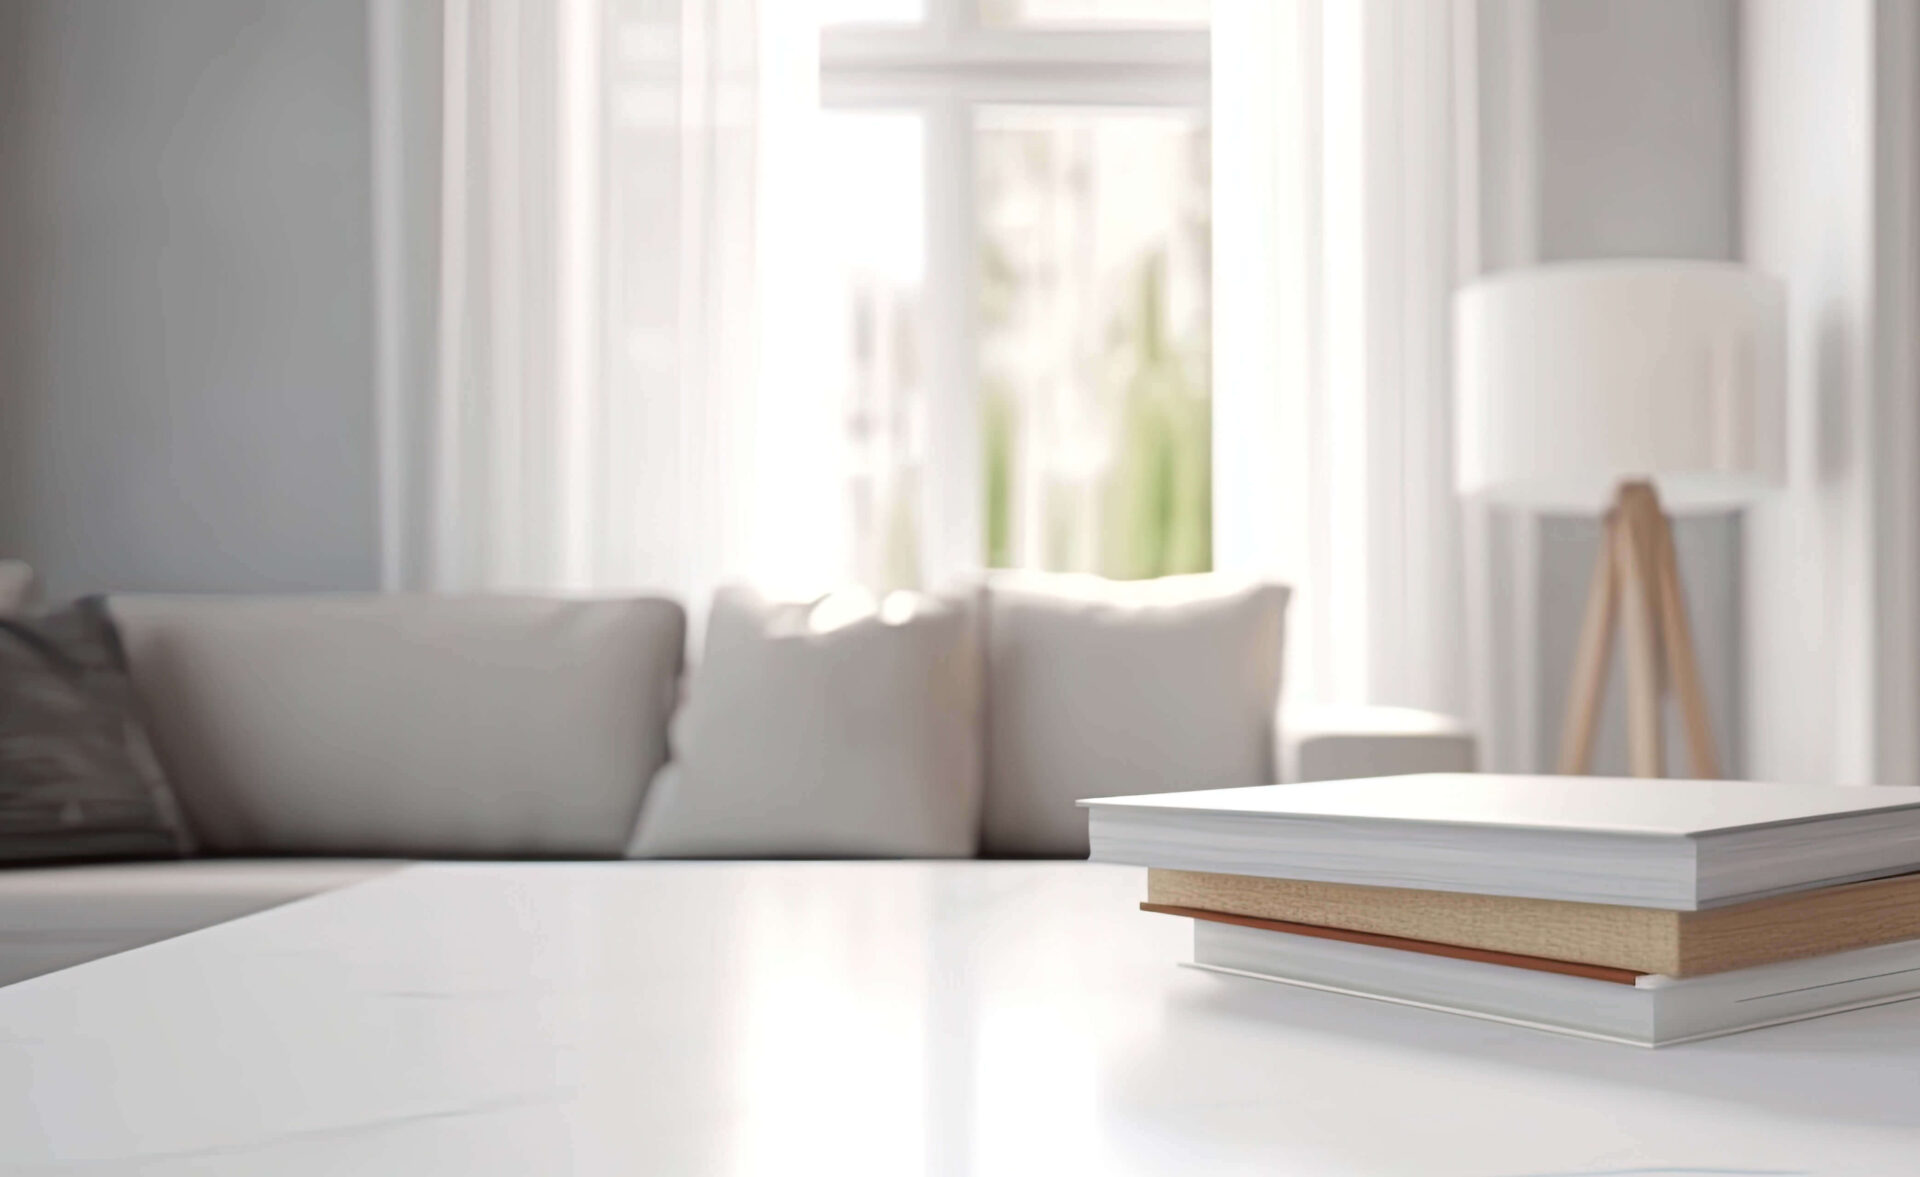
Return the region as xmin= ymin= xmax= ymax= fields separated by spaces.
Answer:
xmin=1147 ymin=867 xmax=1920 ymax=977
xmin=1186 ymin=914 xmax=1920 ymax=1047
xmin=1082 ymin=774 xmax=1920 ymax=909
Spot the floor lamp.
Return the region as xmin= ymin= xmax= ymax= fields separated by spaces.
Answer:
xmin=1454 ymin=261 xmax=1786 ymax=779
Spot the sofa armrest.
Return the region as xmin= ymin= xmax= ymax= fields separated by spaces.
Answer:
xmin=1278 ymin=705 xmax=1478 ymax=783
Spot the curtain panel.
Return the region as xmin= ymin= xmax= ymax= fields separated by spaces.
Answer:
xmin=384 ymin=0 xmax=1472 ymax=717
xmin=1211 ymin=0 xmax=1470 ymax=717
xmin=393 ymin=0 xmax=837 ymax=609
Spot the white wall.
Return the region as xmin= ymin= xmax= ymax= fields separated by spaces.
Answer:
xmin=1739 ymin=0 xmax=1920 ymax=786
xmin=0 ymin=0 xmax=381 ymax=598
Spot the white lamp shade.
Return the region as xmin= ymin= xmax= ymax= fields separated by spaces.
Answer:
xmin=1454 ymin=261 xmax=1786 ymax=511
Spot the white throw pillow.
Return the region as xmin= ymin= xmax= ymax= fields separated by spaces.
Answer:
xmin=629 ymin=585 xmax=982 ymax=858
xmin=109 ymin=594 xmax=685 ymax=857
xmin=982 ymin=572 xmax=1289 ymax=857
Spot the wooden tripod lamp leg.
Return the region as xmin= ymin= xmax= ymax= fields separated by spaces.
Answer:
xmin=1648 ymin=504 xmax=1722 ymax=779
xmin=1613 ymin=485 xmax=1667 ymax=777
xmin=1555 ymin=479 xmax=1723 ymax=781
xmin=1557 ymin=509 xmax=1619 ymax=775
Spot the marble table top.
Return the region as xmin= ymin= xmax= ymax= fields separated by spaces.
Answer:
xmin=3 ymin=861 xmax=1919 ymax=1175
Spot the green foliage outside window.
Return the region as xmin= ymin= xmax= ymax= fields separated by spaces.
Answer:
xmin=980 ymin=246 xmax=1211 ymax=580
xmin=1097 ymin=253 xmax=1210 ymax=579
xmin=977 ymin=117 xmax=1209 ymax=580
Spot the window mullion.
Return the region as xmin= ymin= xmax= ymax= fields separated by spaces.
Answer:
xmin=928 ymin=0 xmax=965 ymax=47
xmin=935 ymin=0 xmax=977 ymax=37
xmin=920 ymin=92 xmax=983 ymax=583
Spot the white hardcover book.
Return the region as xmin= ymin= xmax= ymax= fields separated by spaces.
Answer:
xmin=1082 ymin=774 xmax=1920 ymax=909
xmin=1190 ymin=918 xmax=1920 ymax=1046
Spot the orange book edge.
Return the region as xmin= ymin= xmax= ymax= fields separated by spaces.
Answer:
xmin=1140 ymin=901 xmax=1645 ymax=986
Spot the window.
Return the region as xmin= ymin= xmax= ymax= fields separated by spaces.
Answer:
xmin=819 ymin=1 xmax=1209 ymax=588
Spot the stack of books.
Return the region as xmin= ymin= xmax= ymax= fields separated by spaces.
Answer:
xmin=1082 ymin=774 xmax=1920 ymax=1046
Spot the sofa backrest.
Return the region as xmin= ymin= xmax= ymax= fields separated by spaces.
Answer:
xmin=108 ymin=595 xmax=684 ymax=858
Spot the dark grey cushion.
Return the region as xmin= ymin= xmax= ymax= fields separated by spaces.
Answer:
xmin=0 ymin=598 xmax=194 ymax=864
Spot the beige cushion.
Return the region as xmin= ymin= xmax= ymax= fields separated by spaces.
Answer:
xmin=982 ymin=573 xmax=1289 ymax=857
xmin=0 ymin=561 xmax=36 ymax=614
xmin=109 ymin=595 xmax=685 ymax=857
xmin=0 ymin=859 xmax=398 ymax=987
xmin=630 ymin=586 xmax=982 ymax=858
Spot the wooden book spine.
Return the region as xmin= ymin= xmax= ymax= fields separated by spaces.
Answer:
xmin=1147 ymin=868 xmax=1680 ymax=975
xmin=1143 ymin=902 xmax=1644 ymax=985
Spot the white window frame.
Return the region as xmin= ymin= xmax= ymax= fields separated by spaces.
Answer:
xmin=819 ymin=2 xmax=1209 ymax=582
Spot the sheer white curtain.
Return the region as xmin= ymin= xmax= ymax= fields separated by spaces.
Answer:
xmin=400 ymin=0 xmax=1473 ymax=701
xmin=1212 ymin=0 xmax=1469 ymax=716
xmin=402 ymin=0 xmax=837 ymax=606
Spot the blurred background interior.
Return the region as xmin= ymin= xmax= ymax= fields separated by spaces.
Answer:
xmin=9 ymin=9 xmax=1920 ymax=1166
xmin=0 ymin=0 xmax=1916 ymax=791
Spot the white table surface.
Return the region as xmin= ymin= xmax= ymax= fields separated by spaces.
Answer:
xmin=3 ymin=861 xmax=1919 ymax=1175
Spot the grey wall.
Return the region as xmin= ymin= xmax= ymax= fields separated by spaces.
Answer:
xmin=0 ymin=0 xmax=380 ymax=598
xmin=1476 ymin=0 xmax=1745 ymax=775
xmin=1536 ymin=0 xmax=1740 ymax=262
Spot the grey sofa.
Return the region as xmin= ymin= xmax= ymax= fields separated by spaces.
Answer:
xmin=0 ymin=565 xmax=1475 ymax=987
